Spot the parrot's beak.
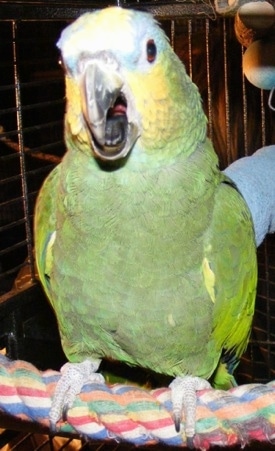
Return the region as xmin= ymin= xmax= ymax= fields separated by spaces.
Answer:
xmin=80 ymin=55 xmax=140 ymax=161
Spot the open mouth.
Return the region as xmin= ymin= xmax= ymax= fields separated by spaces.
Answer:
xmin=81 ymin=57 xmax=139 ymax=162
xmin=101 ymin=95 xmax=128 ymax=155
xmin=90 ymin=92 xmax=135 ymax=161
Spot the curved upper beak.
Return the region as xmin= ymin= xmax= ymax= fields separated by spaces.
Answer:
xmin=80 ymin=57 xmax=139 ymax=161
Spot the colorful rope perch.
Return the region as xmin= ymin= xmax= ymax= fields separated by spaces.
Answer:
xmin=1 ymin=356 xmax=275 ymax=449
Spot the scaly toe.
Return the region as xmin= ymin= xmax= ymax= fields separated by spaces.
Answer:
xmin=169 ymin=375 xmax=211 ymax=442
xmin=50 ymin=359 xmax=102 ymax=426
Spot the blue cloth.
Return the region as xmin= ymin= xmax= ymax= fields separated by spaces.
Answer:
xmin=224 ymin=145 xmax=275 ymax=246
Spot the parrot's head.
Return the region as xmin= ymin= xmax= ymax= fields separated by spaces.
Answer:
xmin=57 ymin=7 xmax=207 ymax=165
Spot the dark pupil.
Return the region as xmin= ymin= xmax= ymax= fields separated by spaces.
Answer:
xmin=147 ymin=39 xmax=157 ymax=63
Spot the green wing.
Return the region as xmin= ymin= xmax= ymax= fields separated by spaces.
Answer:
xmin=204 ymin=177 xmax=257 ymax=387
xmin=34 ymin=166 xmax=60 ymax=301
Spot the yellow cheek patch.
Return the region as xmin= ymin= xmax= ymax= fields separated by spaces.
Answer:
xmin=65 ymin=76 xmax=91 ymax=145
xmin=202 ymin=257 xmax=216 ymax=303
xmin=127 ymin=68 xmax=174 ymax=149
xmin=65 ymin=76 xmax=84 ymax=136
xmin=126 ymin=60 xmax=188 ymax=153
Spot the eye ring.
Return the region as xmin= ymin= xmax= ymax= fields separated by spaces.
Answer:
xmin=146 ymin=39 xmax=157 ymax=63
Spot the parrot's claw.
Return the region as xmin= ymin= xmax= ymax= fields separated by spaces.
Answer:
xmin=50 ymin=359 xmax=103 ymax=429
xmin=169 ymin=375 xmax=211 ymax=446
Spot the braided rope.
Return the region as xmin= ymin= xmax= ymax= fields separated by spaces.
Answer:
xmin=0 ymin=355 xmax=275 ymax=449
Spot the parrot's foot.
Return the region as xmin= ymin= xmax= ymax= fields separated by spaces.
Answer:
xmin=50 ymin=359 xmax=103 ymax=429
xmin=169 ymin=375 xmax=211 ymax=448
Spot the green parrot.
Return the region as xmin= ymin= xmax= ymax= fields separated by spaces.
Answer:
xmin=34 ymin=7 xmax=257 ymax=445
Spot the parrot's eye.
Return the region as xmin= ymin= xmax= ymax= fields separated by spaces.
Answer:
xmin=146 ymin=39 xmax=157 ymax=63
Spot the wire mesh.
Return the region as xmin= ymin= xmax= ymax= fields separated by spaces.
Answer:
xmin=0 ymin=20 xmax=65 ymax=295
xmin=0 ymin=3 xmax=275 ymax=449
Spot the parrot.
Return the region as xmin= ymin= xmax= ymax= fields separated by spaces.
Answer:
xmin=34 ymin=6 xmax=257 ymax=446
